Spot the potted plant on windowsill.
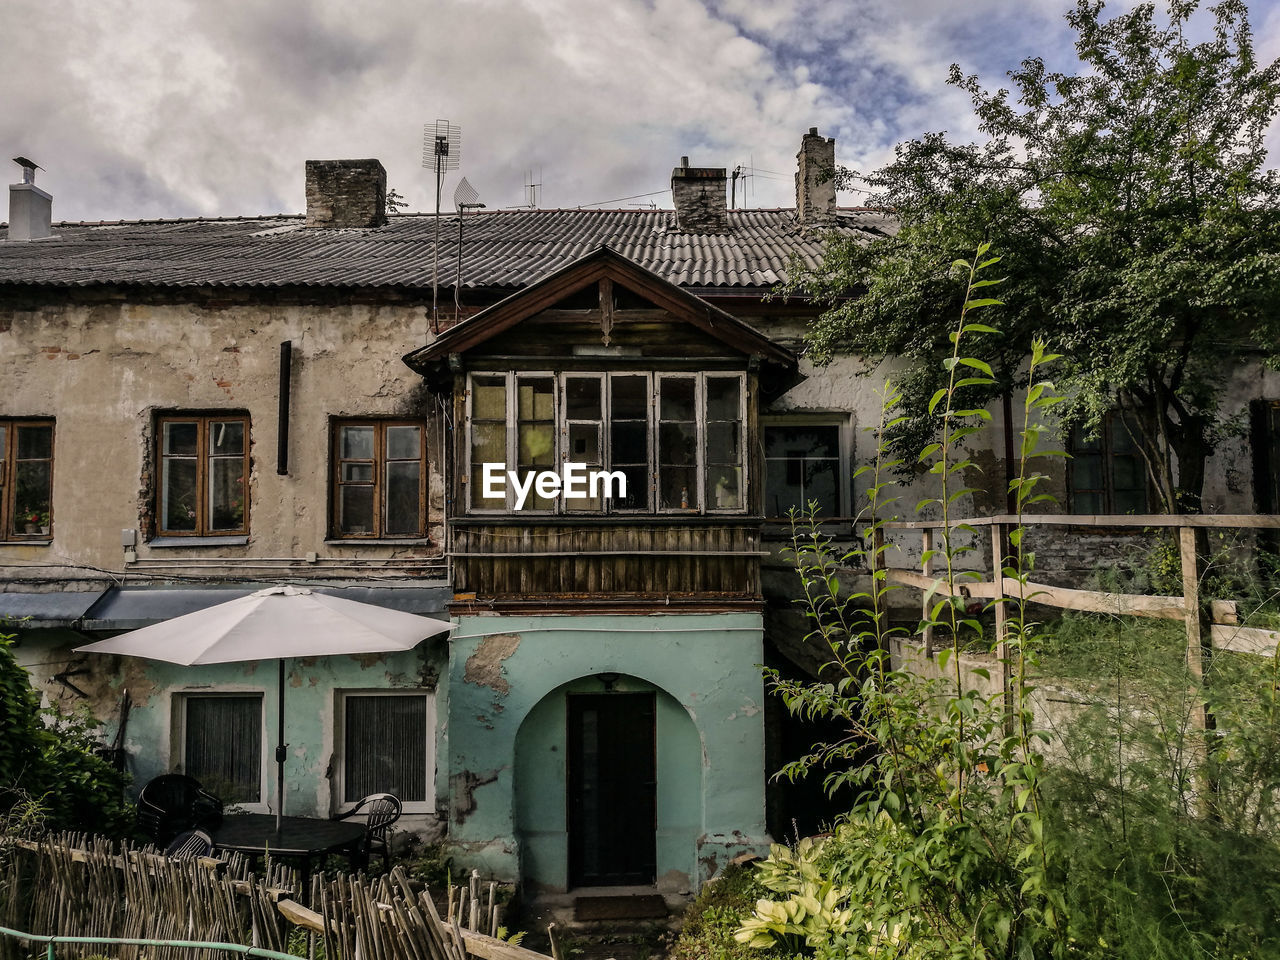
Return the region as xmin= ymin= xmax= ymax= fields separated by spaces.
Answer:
xmin=24 ymin=510 xmax=50 ymax=536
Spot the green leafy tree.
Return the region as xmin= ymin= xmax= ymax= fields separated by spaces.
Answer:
xmin=791 ymin=0 xmax=1280 ymax=512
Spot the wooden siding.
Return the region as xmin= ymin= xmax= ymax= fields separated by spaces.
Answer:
xmin=450 ymin=521 xmax=762 ymax=604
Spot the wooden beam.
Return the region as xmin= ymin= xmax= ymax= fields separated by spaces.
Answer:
xmin=885 ymin=513 xmax=1280 ymax=530
xmin=1001 ymin=579 xmax=1184 ymax=619
xmin=1211 ymin=623 xmax=1280 ymax=656
xmin=886 ymin=568 xmax=998 ymax=599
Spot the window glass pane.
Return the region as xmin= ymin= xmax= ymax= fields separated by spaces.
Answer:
xmin=341 ymin=426 xmax=375 ymax=460
xmin=1114 ymin=490 xmax=1147 ymax=514
xmin=614 ymin=465 xmax=649 ymax=510
xmin=340 ymin=486 xmax=376 ymax=533
xmin=1071 ymin=455 xmax=1103 ymax=492
xmin=164 ymin=421 xmax=199 ymax=457
xmin=764 ymin=426 xmax=839 ymax=459
xmin=1112 ymin=455 xmax=1143 ymax=491
xmin=471 ymin=463 xmax=507 ymax=509
xmin=658 ymin=422 xmax=696 ymax=465
xmin=518 ymin=378 xmax=555 ymax=421
xmin=185 ymin=696 xmax=261 ymax=804
xmin=765 ymin=459 xmax=801 ymax=517
xmin=659 ymin=466 xmax=696 ymax=510
xmin=342 ymin=462 xmax=374 ymax=483
xmin=708 ymin=466 xmax=741 ymax=510
xmin=568 ymin=423 xmax=601 ymax=463
xmin=1111 ymin=418 xmax=1140 ymax=453
xmin=16 ymin=424 xmax=53 ymax=460
xmin=385 ymin=461 xmax=422 ymax=535
xmin=611 ymin=422 xmax=647 ymax=464
xmin=472 ymin=378 xmax=507 ymax=420
xmin=1070 ymin=427 xmax=1101 ymax=453
xmin=208 ymin=457 xmax=245 ymax=531
xmin=14 ymin=461 xmax=52 ymax=530
xmin=163 ymin=458 xmax=199 ymax=531
xmin=659 ymin=378 xmax=695 ymax=421
xmin=706 ymin=422 xmax=740 ymax=463
xmin=1074 ymin=490 xmax=1104 ymax=514
xmin=209 ymin=420 xmax=244 ymax=456
xmin=705 ymin=377 xmax=740 ymax=421
xmin=805 ymin=460 xmax=839 ymax=516
xmin=344 ymin=695 xmax=428 ymax=803
xmin=518 ymin=424 xmax=555 ymax=466
xmin=611 ymin=376 xmax=648 ymax=420
xmin=471 ymin=421 xmax=507 ymax=462
xmin=565 ymin=378 xmax=602 ymax=419
xmin=386 ymin=425 xmax=421 ymax=461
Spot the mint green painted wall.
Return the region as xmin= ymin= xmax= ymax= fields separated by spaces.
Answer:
xmin=445 ymin=613 xmax=770 ymax=889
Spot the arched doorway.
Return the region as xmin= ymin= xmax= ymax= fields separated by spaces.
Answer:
xmin=514 ymin=675 xmax=701 ymax=892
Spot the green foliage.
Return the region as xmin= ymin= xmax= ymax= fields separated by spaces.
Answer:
xmin=785 ymin=0 xmax=1280 ymax=511
xmin=0 ymin=631 xmax=131 ymax=837
xmin=669 ymin=864 xmax=796 ymax=960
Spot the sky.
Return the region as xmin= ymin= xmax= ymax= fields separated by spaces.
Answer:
xmin=2 ymin=0 xmax=1278 ymax=223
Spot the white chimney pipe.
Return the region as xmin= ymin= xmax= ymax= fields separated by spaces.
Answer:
xmin=8 ymin=157 xmax=52 ymax=241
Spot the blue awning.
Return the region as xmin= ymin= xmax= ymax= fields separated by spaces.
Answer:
xmin=80 ymin=583 xmax=452 ymax=631
xmin=0 ymin=590 xmax=107 ymax=628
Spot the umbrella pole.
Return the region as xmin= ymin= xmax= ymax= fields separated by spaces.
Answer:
xmin=276 ymin=657 xmax=286 ymax=835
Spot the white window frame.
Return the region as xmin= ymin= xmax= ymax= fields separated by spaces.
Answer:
xmin=334 ymin=689 xmax=436 ymax=815
xmin=173 ymin=690 xmax=268 ymax=813
xmin=465 ymin=370 xmax=748 ymax=516
xmin=759 ymin=413 xmax=855 ymax=522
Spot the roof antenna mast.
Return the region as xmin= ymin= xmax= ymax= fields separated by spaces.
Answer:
xmin=423 ymin=120 xmax=461 ymax=332
xmin=452 ymin=177 xmax=486 ymax=319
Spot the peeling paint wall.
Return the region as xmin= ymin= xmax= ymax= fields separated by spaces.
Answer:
xmin=443 ymin=612 xmax=769 ymax=889
xmin=0 ymin=294 xmax=446 ymax=582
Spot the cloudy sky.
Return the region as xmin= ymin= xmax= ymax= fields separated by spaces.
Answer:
xmin=3 ymin=0 xmax=1278 ymax=222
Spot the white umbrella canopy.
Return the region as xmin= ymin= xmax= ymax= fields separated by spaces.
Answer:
xmin=76 ymin=585 xmax=455 ymax=830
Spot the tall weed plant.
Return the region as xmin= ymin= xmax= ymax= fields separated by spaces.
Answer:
xmin=743 ymin=247 xmax=1280 ymax=959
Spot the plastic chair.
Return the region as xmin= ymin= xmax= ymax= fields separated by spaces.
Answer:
xmin=165 ymin=828 xmax=214 ymax=860
xmin=334 ymin=793 xmax=401 ymax=871
xmin=137 ymin=774 xmax=223 ymax=848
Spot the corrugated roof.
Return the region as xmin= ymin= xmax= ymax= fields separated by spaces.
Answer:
xmin=0 ymin=208 xmax=893 ymax=291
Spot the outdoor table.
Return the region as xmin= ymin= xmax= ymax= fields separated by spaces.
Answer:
xmin=212 ymin=813 xmax=366 ymax=897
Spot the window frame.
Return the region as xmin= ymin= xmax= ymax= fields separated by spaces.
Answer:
xmin=155 ymin=413 xmax=251 ymax=538
xmin=0 ymin=418 xmax=55 ymax=542
xmin=760 ymin=414 xmax=854 ymax=527
xmin=175 ymin=691 xmax=267 ymax=812
xmin=1067 ymin=412 xmax=1150 ymax=515
xmin=464 ymin=370 xmax=749 ymax=516
xmin=329 ymin=418 xmax=430 ymax=540
xmin=335 ymin=689 xmax=435 ymax=814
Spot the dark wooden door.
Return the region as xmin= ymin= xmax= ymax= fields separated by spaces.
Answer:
xmin=567 ymin=693 xmax=656 ymax=887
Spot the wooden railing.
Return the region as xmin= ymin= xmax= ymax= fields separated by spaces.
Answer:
xmin=879 ymin=513 xmax=1280 ymax=736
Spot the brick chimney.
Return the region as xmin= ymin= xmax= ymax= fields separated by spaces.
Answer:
xmin=7 ymin=157 xmax=52 ymax=241
xmin=305 ymin=159 xmax=387 ymax=228
xmin=671 ymin=157 xmax=728 ymax=233
xmin=795 ymin=128 xmax=836 ymax=224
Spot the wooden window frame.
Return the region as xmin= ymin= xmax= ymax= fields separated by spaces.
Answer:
xmin=330 ymin=419 xmax=429 ymax=539
xmin=155 ymin=413 xmax=250 ymax=538
xmin=464 ymin=371 xmax=748 ymax=516
xmin=335 ymin=689 xmax=435 ymax=814
xmin=1068 ymin=412 xmax=1150 ymax=515
xmin=175 ymin=691 xmax=266 ymax=811
xmin=0 ymin=418 xmax=55 ymax=542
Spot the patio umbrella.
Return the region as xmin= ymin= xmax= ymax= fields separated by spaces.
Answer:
xmin=76 ymin=585 xmax=454 ymax=832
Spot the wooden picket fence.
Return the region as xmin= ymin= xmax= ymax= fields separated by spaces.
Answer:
xmin=0 ymin=833 xmax=554 ymax=960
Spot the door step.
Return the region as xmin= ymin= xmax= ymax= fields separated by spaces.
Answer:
xmin=574 ymin=894 xmax=667 ymax=922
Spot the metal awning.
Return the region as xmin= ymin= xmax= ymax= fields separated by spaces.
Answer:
xmin=79 ymin=583 xmax=452 ymax=631
xmin=0 ymin=590 xmax=107 ymax=628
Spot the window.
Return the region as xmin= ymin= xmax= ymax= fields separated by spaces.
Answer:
xmin=0 ymin=419 xmax=54 ymax=540
xmin=1069 ymin=413 xmax=1148 ymax=514
xmin=331 ymin=420 xmax=428 ymax=538
xmin=465 ymin=371 xmax=746 ymax=514
xmin=339 ymin=691 xmax=432 ymax=808
xmin=182 ymin=694 xmax=262 ymax=804
xmin=763 ymin=422 xmax=844 ymax=518
xmin=157 ymin=414 xmax=249 ymax=536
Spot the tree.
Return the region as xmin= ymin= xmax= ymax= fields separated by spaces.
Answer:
xmin=791 ymin=0 xmax=1280 ymax=512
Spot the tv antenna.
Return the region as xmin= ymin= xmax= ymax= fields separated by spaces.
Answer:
xmin=524 ymin=168 xmax=542 ymax=209
xmin=453 ymin=176 xmax=486 ymax=319
xmin=423 ymin=119 xmax=461 ymax=331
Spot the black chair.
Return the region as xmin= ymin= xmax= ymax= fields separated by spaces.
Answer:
xmin=137 ymin=774 xmax=223 ymax=848
xmin=165 ymin=828 xmax=214 ymax=860
xmin=334 ymin=793 xmax=401 ymax=871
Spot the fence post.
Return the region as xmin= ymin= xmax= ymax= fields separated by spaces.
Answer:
xmin=991 ymin=522 xmax=1012 ymax=727
xmin=921 ymin=528 xmax=935 ymax=657
xmin=1179 ymin=524 xmax=1217 ymax=814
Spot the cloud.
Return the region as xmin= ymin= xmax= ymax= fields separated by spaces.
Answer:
xmin=0 ymin=0 xmax=1275 ymax=221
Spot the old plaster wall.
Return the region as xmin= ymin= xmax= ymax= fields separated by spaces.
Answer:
xmin=443 ymin=613 xmax=769 ymax=889
xmin=14 ymin=630 xmax=449 ymax=834
xmin=0 ymin=295 xmax=446 ymax=581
